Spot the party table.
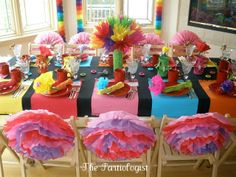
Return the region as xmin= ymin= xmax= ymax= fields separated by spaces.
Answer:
xmin=0 ymin=57 xmax=235 ymax=118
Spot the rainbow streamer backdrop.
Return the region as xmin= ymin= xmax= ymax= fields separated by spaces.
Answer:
xmin=76 ymin=0 xmax=84 ymax=33
xmin=155 ymin=0 xmax=162 ymax=35
xmin=56 ymin=0 xmax=65 ymax=41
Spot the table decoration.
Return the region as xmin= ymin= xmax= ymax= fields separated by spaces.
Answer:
xmin=114 ymin=68 xmax=125 ymax=83
xmin=36 ymin=55 xmax=48 ymax=74
xmin=3 ymin=110 xmax=74 ymax=161
xmin=193 ymin=41 xmax=211 ymax=75
xmin=89 ymin=16 xmax=144 ymax=70
xmin=34 ymin=31 xmax=64 ymax=45
xmin=156 ymin=47 xmax=171 ymax=77
xmin=33 ymin=72 xmax=55 ymax=95
xmin=0 ymin=80 xmax=32 ymax=114
xmin=97 ymin=81 xmax=125 ymax=95
xmin=0 ymin=62 xmax=10 ymax=79
xmin=199 ymin=80 xmax=236 ymax=117
xmin=62 ymin=56 xmax=81 ymax=79
xmin=92 ymin=81 xmax=138 ymax=116
xmin=0 ymin=68 xmax=22 ymax=93
xmin=163 ymin=112 xmax=235 ymax=155
xmin=69 ymin=32 xmax=90 ymax=45
xmin=170 ymin=30 xmax=202 ymax=46
xmin=81 ymin=111 xmax=156 ymax=160
xmin=56 ymin=0 xmax=65 ymax=41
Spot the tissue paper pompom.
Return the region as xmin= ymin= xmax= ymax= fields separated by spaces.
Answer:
xmin=140 ymin=33 xmax=165 ymax=45
xmin=163 ymin=112 xmax=235 ymax=155
xmin=81 ymin=111 xmax=156 ymax=160
xmin=220 ymin=80 xmax=234 ymax=93
xmin=149 ymin=75 xmax=165 ymax=95
xmin=69 ymin=32 xmax=91 ymax=45
xmin=97 ymin=77 xmax=109 ymax=90
xmin=3 ymin=110 xmax=74 ymax=161
xmin=170 ymin=30 xmax=202 ymax=46
xmin=34 ymin=31 xmax=64 ymax=45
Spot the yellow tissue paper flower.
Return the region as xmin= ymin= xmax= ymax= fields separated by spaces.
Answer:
xmin=111 ymin=24 xmax=130 ymax=42
xmin=33 ymin=71 xmax=55 ymax=94
xmin=162 ymin=46 xmax=169 ymax=54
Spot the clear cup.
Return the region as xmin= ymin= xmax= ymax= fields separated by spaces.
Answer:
xmin=13 ymin=44 xmax=22 ymax=60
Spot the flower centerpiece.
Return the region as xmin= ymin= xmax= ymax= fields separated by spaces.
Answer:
xmin=89 ymin=16 xmax=144 ymax=70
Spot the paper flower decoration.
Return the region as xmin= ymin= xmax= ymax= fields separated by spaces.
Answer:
xmin=34 ymin=31 xmax=64 ymax=45
xmin=170 ymin=30 xmax=202 ymax=46
xmin=163 ymin=112 xmax=235 ymax=155
xmin=33 ymin=72 xmax=55 ymax=94
xmin=149 ymin=75 xmax=165 ymax=96
xmin=195 ymin=41 xmax=210 ymax=53
xmin=3 ymin=110 xmax=74 ymax=161
xmin=220 ymin=80 xmax=234 ymax=93
xmin=69 ymin=32 xmax=90 ymax=44
xmin=81 ymin=111 xmax=156 ymax=160
xmin=140 ymin=33 xmax=164 ymax=45
xmin=97 ymin=77 xmax=109 ymax=90
xmin=89 ymin=16 xmax=144 ymax=53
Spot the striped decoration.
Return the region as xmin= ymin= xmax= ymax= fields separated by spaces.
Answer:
xmin=76 ymin=0 xmax=84 ymax=33
xmin=155 ymin=0 xmax=162 ymax=35
xmin=56 ymin=0 xmax=66 ymax=41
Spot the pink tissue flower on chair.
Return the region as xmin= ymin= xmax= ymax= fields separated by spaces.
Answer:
xmin=34 ymin=31 xmax=64 ymax=45
xmin=170 ymin=30 xmax=202 ymax=46
xmin=69 ymin=32 xmax=91 ymax=45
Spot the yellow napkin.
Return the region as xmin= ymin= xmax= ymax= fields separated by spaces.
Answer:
xmin=0 ymin=79 xmax=33 ymax=114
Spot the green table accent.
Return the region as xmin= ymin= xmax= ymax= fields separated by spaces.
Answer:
xmin=164 ymin=80 xmax=192 ymax=93
xmin=156 ymin=54 xmax=170 ymax=77
xmin=113 ymin=49 xmax=123 ymax=71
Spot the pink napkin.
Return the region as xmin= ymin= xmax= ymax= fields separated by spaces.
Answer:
xmin=91 ymin=81 xmax=139 ymax=116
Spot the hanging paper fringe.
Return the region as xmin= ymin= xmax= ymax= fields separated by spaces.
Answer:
xmin=56 ymin=0 xmax=66 ymax=41
xmin=76 ymin=0 xmax=84 ymax=33
xmin=155 ymin=0 xmax=162 ymax=35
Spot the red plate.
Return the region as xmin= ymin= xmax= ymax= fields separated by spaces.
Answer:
xmin=209 ymin=82 xmax=236 ymax=97
xmin=43 ymin=85 xmax=72 ymax=97
xmin=0 ymin=81 xmax=21 ymax=95
xmin=163 ymin=82 xmax=190 ymax=96
xmin=105 ymin=82 xmax=131 ymax=97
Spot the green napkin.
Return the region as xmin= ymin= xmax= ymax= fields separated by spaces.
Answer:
xmin=163 ymin=80 xmax=192 ymax=93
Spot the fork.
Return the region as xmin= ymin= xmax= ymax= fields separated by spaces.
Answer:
xmin=69 ymin=87 xmax=76 ymax=99
xmin=13 ymin=86 xmax=25 ymax=98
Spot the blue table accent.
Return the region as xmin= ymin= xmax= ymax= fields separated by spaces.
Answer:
xmin=80 ymin=56 xmax=93 ymax=67
xmin=149 ymin=79 xmax=199 ymax=118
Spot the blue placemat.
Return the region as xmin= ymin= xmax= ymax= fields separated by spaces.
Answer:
xmin=149 ymin=80 xmax=199 ymax=118
xmin=80 ymin=56 xmax=93 ymax=67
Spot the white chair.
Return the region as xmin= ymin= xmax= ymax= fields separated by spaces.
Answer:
xmin=0 ymin=116 xmax=21 ymax=177
xmin=218 ymin=116 xmax=236 ymax=166
xmin=64 ymin=44 xmax=96 ymax=56
xmin=70 ymin=116 xmax=160 ymax=177
xmin=157 ymin=115 xmax=220 ymax=177
xmin=19 ymin=118 xmax=80 ymax=177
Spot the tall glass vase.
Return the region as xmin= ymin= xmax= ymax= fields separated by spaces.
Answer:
xmin=113 ymin=49 xmax=123 ymax=71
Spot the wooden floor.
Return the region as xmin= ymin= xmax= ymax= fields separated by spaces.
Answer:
xmin=2 ymin=149 xmax=236 ymax=177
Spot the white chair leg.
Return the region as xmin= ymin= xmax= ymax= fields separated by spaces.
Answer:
xmin=146 ymin=149 xmax=151 ymax=177
xmin=0 ymin=155 xmax=4 ymax=177
xmin=88 ymin=151 xmax=92 ymax=177
xmin=212 ymin=151 xmax=220 ymax=177
xmin=20 ymin=156 xmax=27 ymax=177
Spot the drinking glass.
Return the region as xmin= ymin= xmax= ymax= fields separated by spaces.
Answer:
xmin=69 ymin=59 xmax=81 ymax=79
xmin=180 ymin=58 xmax=193 ymax=80
xmin=13 ymin=44 xmax=22 ymax=60
xmin=17 ymin=60 xmax=30 ymax=79
xmin=54 ymin=44 xmax=63 ymax=65
xmin=127 ymin=60 xmax=138 ymax=81
xmin=221 ymin=48 xmax=233 ymax=60
xmin=185 ymin=44 xmax=196 ymax=61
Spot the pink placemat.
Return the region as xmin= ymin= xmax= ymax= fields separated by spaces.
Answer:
xmin=31 ymin=94 xmax=77 ymax=118
xmin=91 ymin=81 xmax=139 ymax=116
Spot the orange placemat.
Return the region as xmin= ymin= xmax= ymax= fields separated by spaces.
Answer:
xmin=199 ymin=80 xmax=236 ymax=117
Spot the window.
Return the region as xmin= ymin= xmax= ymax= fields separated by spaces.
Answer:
xmin=84 ymin=0 xmax=155 ymax=27
xmin=0 ymin=0 xmax=56 ymax=41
